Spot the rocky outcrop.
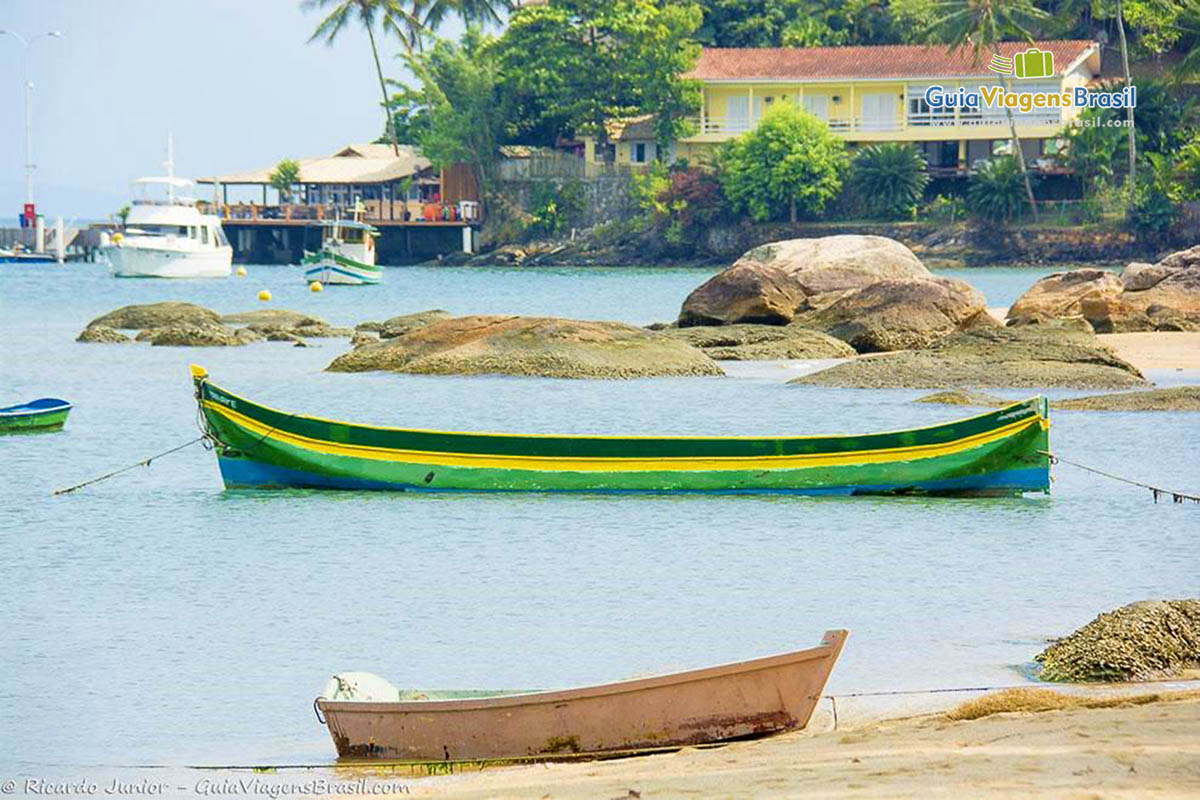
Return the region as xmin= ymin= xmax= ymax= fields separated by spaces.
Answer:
xmin=679 ymin=235 xmax=929 ymax=327
xmin=327 ymin=315 xmax=724 ymax=379
xmin=1008 ymin=246 xmax=1200 ymax=332
xmin=793 ymin=276 xmax=996 ymax=352
xmin=76 ymin=325 xmax=131 ymax=344
xmin=85 ymin=301 xmax=221 ymax=330
xmin=1036 ymin=600 xmax=1200 ymax=682
xmin=791 ymin=326 xmax=1146 ymax=389
xmin=659 ymin=324 xmax=855 ymax=360
xmin=149 ymin=325 xmax=263 ymax=347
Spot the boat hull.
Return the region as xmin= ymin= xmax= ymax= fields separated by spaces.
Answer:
xmin=0 ymin=399 xmax=72 ymax=433
xmin=302 ymin=250 xmax=381 ymax=285
xmin=194 ymin=370 xmax=1051 ymax=496
xmin=105 ymin=245 xmax=232 ymax=278
xmin=317 ymin=630 xmax=847 ymax=762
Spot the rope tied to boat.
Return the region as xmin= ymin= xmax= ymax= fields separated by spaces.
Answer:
xmin=1039 ymin=450 xmax=1200 ymax=504
xmin=52 ymin=436 xmax=210 ymax=496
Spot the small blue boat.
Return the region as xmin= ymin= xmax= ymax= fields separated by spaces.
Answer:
xmin=0 ymin=249 xmax=56 ymax=264
xmin=0 ymin=398 xmax=72 ymax=433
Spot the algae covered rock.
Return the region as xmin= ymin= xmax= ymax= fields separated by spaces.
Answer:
xmin=76 ymin=325 xmax=131 ymax=344
xmin=660 ymin=324 xmax=855 ymax=360
xmin=84 ymin=301 xmax=221 ymax=331
xmin=328 ymin=314 xmax=724 ymax=379
xmin=791 ymin=326 xmax=1146 ymax=389
xmin=1036 ymin=600 xmax=1200 ymax=682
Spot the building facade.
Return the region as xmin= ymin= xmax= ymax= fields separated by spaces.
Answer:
xmin=588 ymin=40 xmax=1102 ymax=174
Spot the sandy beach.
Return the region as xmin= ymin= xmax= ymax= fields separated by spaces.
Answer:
xmin=385 ymin=692 xmax=1200 ymax=799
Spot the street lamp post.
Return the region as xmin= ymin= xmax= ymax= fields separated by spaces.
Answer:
xmin=0 ymin=29 xmax=63 ymax=209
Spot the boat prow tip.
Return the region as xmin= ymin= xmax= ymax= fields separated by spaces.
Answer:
xmin=189 ymin=364 xmax=208 ymax=379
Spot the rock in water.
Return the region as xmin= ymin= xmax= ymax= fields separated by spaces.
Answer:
xmin=914 ymin=390 xmax=1009 ymax=407
xmin=1036 ymin=600 xmax=1200 ymax=682
xmin=659 ymin=324 xmax=855 ymax=360
xmin=794 ymin=276 xmax=996 ymax=352
xmin=149 ymin=325 xmax=263 ymax=347
xmin=76 ymin=325 xmax=131 ymax=344
xmin=221 ymin=309 xmax=327 ymax=329
xmin=1054 ymin=386 xmax=1200 ymax=411
xmin=679 ymin=235 xmax=929 ymax=327
xmin=327 ymin=315 xmax=724 ymax=379
xmin=84 ymin=301 xmax=221 ymax=330
xmin=791 ymin=326 xmax=1146 ymax=389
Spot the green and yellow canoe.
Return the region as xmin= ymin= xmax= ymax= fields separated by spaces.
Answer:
xmin=192 ymin=366 xmax=1050 ymax=496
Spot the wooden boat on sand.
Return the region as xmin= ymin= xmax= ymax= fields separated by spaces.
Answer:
xmin=316 ymin=630 xmax=848 ymax=761
xmin=0 ymin=398 xmax=72 ymax=433
xmin=191 ymin=365 xmax=1050 ymax=496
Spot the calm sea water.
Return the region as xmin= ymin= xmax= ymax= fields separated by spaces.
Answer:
xmin=1 ymin=262 xmax=1196 ymax=785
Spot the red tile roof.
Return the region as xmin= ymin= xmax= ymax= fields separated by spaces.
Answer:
xmin=689 ymin=40 xmax=1098 ymax=81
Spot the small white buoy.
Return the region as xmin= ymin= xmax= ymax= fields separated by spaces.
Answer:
xmin=309 ymin=281 xmax=323 ymax=293
xmin=257 ymin=289 xmax=272 ymax=302
xmin=235 ymin=266 xmax=247 ymax=277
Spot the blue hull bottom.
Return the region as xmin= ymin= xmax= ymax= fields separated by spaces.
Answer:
xmin=217 ymin=456 xmax=1049 ymax=496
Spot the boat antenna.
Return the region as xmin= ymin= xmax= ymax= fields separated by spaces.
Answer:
xmin=165 ymin=130 xmax=175 ymax=204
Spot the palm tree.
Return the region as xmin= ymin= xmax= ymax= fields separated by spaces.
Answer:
xmin=304 ymin=0 xmax=418 ymax=155
xmin=927 ymin=0 xmax=1048 ymax=220
xmin=1114 ymin=0 xmax=1136 ymax=193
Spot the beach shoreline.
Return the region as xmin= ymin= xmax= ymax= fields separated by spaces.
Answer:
xmin=367 ymin=691 xmax=1200 ymax=798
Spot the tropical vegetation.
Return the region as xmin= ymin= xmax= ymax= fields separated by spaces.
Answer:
xmin=313 ymin=0 xmax=1200 ymax=242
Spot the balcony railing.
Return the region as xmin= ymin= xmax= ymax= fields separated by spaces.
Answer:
xmin=697 ymin=108 xmax=1062 ymax=137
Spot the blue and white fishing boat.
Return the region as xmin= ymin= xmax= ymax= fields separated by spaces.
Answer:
xmin=302 ymin=205 xmax=381 ymax=286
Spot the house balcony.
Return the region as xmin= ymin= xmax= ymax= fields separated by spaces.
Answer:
xmin=691 ymin=108 xmax=1064 ymax=143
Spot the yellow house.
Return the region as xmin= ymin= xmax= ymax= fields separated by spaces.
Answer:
xmin=587 ymin=40 xmax=1102 ymax=174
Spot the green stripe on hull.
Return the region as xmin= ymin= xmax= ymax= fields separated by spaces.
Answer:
xmin=193 ymin=373 xmax=1050 ymax=495
xmin=0 ymin=408 xmax=70 ymax=433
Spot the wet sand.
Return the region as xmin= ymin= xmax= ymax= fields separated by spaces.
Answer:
xmin=393 ymin=693 xmax=1200 ymax=798
xmin=1097 ymin=332 xmax=1200 ymax=372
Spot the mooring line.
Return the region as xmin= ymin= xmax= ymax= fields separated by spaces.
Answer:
xmin=1039 ymin=450 xmax=1200 ymax=504
xmin=53 ymin=437 xmax=207 ymax=496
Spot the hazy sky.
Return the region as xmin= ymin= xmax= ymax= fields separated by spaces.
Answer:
xmin=1 ymin=0 xmax=466 ymax=220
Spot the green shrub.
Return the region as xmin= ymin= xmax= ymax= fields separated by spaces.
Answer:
xmin=1127 ymin=154 xmax=1180 ymax=241
xmin=632 ymin=164 xmax=724 ymax=246
xmin=967 ymin=157 xmax=1030 ymax=223
xmin=924 ymin=194 xmax=965 ymax=223
xmin=717 ymin=105 xmax=847 ymax=222
xmin=849 ymin=143 xmax=930 ymax=218
xmin=526 ymin=179 xmax=586 ymax=238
